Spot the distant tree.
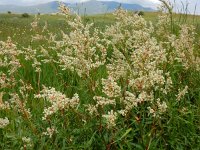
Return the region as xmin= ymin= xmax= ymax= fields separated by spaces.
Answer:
xmin=22 ymin=13 xmax=29 ymax=18
xmin=138 ymin=11 xmax=144 ymax=16
xmin=135 ymin=11 xmax=144 ymax=16
xmin=38 ymin=12 xmax=41 ymax=16
xmin=22 ymin=13 xmax=30 ymax=18
xmin=7 ymin=11 xmax=11 ymax=14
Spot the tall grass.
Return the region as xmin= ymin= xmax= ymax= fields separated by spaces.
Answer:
xmin=0 ymin=2 xmax=200 ymax=149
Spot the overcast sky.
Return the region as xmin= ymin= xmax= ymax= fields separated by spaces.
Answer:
xmin=0 ymin=0 xmax=159 ymax=5
xmin=0 ymin=0 xmax=199 ymax=14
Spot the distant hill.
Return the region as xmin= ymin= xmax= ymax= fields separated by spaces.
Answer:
xmin=0 ymin=0 xmax=155 ymax=15
xmin=0 ymin=1 xmax=65 ymax=14
xmin=70 ymin=1 xmax=107 ymax=15
xmin=101 ymin=1 xmax=153 ymax=12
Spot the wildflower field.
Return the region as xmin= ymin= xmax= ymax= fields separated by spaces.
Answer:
xmin=0 ymin=2 xmax=200 ymax=150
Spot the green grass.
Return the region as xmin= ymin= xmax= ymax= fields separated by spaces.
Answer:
xmin=1 ymin=12 xmax=200 ymax=44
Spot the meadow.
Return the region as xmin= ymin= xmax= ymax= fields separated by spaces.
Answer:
xmin=0 ymin=2 xmax=200 ymax=149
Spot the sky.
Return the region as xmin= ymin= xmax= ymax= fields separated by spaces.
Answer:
xmin=0 ymin=0 xmax=199 ymax=14
xmin=0 ymin=0 xmax=159 ymax=5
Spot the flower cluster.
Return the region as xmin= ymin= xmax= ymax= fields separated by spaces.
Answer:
xmin=102 ymin=110 xmax=117 ymax=128
xmin=9 ymin=93 xmax=32 ymax=119
xmin=35 ymin=86 xmax=79 ymax=120
xmin=177 ymin=86 xmax=188 ymax=101
xmin=49 ymin=4 xmax=107 ymax=77
xmin=170 ymin=25 xmax=200 ymax=70
xmin=22 ymin=137 xmax=32 ymax=148
xmin=31 ymin=15 xmax=40 ymax=30
xmin=43 ymin=127 xmax=57 ymax=138
xmin=0 ymin=92 xmax=10 ymax=110
xmin=0 ymin=117 xmax=9 ymax=128
xmin=0 ymin=37 xmax=21 ymax=83
xmin=89 ymin=9 xmax=171 ymax=126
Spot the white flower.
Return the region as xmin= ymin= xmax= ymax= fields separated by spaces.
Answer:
xmin=177 ymin=86 xmax=188 ymax=101
xmin=35 ymin=86 xmax=79 ymax=120
xmin=103 ymin=110 xmax=117 ymax=128
xmin=157 ymin=99 xmax=168 ymax=113
xmin=22 ymin=137 xmax=31 ymax=144
xmin=102 ymin=76 xmax=121 ymax=98
xmin=0 ymin=117 xmax=9 ymax=128
xmin=148 ymin=107 xmax=156 ymax=117
xmin=43 ymin=127 xmax=57 ymax=138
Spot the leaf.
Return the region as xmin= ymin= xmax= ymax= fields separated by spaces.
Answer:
xmin=84 ymin=131 xmax=96 ymax=148
xmin=113 ymin=128 xmax=132 ymax=144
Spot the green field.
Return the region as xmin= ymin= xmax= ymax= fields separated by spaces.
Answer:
xmin=0 ymin=8 xmax=200 ymax=149
xmin=1 ymin=12 xmax=200 ymax=43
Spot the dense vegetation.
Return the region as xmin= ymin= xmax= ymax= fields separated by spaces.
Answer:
xmin=0 ymin=2 xmax=200 ymax=149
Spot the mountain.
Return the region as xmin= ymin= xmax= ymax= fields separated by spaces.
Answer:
xmin=70 ymin=1 xmax=107 ymax=15
xmin=102 ymin=1 xmax=153 ymax=12
xmin=70 ymin=1 xmax=154 ymax=15
xmin=0 ymin=1 xmax=69 ymax=14
xmin=0 ymin=1 xmax=155 ymax=15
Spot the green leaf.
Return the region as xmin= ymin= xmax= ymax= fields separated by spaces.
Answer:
xmin=113 ymin=128 xmax=132 ymax=144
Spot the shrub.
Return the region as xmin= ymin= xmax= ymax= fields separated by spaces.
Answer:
xmin=135 ymin=11 xmax=144 ymax=16
xmin=7 ymin=11 xmax=11 ymax=14
xmin=138 ymin=11 xmax=144 ymax=16
xmin=22 ymin=13 xmax=30 ymax=18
